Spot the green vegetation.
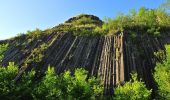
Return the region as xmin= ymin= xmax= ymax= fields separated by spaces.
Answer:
xmin=52 ymin=23 xmax=105 ymax=36
xmin=114 ymin=73 xmax=151 ymax=100
xmin=0 ymin=62 xmax=35 ymax=99
xmin=71 ymin=16 xmax=101 ymax=26
xmin=29 ymin=43 xmax=48 ymax=63
xmin=65 ymin=14 xmax=102 ymax=26
xmin=102 ymin=7 xmax=170 ymax=36
xmin=0 ymin=64 xmax=103 ymax=100
xmin=48 ymin=6 xmax=170 ymax=37
xmin=33 ymin=67 xmax=104 ymax=100
xmin=154 ymin=45 xmax=170 ymax=99
xmin=154 ymin=49 xmax=166 ymax=62
xmin=52 ymin=14 xmax=105 ymax=36
xmin=0 ymin=62 xmax=153 ymax=100
xmin=161 ymin=0 xmax=170 ymax=11
xmin=1 ymin=1 xmax=170 ymax=100
xmin=27 ymin=28 xmax=43 ymax=38
xmin=0 ymin=43 xmax=8 ymax=63
xmin=21 ymin=5 xmax=170 ymax=37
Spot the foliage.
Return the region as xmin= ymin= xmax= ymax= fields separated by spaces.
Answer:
xmin=32 ymin=67 xmax=103 ymax=100
xmin=21 ymin=7 xmax=170 ymax=37
xmin=53 ymin=23 xmax=105 ymax=36
xmin=27 ymin=28 xmax=44 ymax=38
xmin=102 ymin=7 xmax=170 ymax=36
xmin=33 ymin=66 xmax=62 ymax=100
xmin=0 ymin=62 xmax=35 ymax=100
xmin=0 ymin=63 xmax=159 ymax=100
xmin=69 ymin=68 xmax=103 ymax=99
xmin=114 ymin=73 xmax=151 ymax=100
xmin=0 ymin=62 xmax=18 ymax=99
xmin=154 ymin=49 xmax=166 ymax=62
xmin=0 ymin=61 xmax=103 ymax=100
xmin=154 ymin=45 xmax=170 ymax=99
xmin=50 ymin=14 xmax=106 ymax=36
xmin=27 ymin=43 xmax=48 ymax=63
xmin=72 ymin=16 xmax=99 ymax=25
xmin=0 ymin=43 xmax=9 ymax=63
xmin=161 ymin=0 xmax=170 ymax=12
xmin=14 ymin=70 xmax=35 ymax=99
xmin=66 ymin=14 xmax=102 ymax=26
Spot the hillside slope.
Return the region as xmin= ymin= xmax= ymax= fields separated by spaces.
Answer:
xmin=0 ymin=14 xmax=170 ymax=95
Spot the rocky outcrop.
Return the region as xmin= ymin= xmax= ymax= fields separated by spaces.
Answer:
xmin=1 ymin=15 xmax=170 ymax=95
xmin=65 ymin=14 xmax=103 ymax=26
xmin=1 ymin=30 xmax=170 ymax=95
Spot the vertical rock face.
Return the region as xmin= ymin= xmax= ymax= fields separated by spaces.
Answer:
xmin=1 ymin=11 xmax=170 ymax=95
xmin=123 ymin=31 xmax=170 ymax=96
xmin=1 ymin=31 xmax=170 ymax=95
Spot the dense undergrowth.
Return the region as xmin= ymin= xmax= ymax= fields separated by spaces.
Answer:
xmin=154 ymin=45 xmax=170 ymax=99
xmin=0 ymin=65 xmax=104 ymax=100
xmin=114 ymin=73 xmax=152 ymax=100
xmin=0 ymin=62 xmax=152 ymax=100
xmin=103 ymin=7 xmax=170 ymax=37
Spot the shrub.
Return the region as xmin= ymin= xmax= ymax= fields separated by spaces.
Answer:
xmin=154 ymin=49 xmax=165 ymax=62
xmin=28 ymin=43 xmax=48 ymax=63
xmin=27 ymin=28 xmax=43 ymax=38
xmin=0 ymin=62 xmax=18 ymax=99
xmin=33 ymin=66 xmax=62 ymax=100
xmin=0 ymin=62 xmax=36 ymax=100
xmin=114 ymin=73 xmax=151 ymax=100
xmin=102 ymin=7 xmax=170 ymax=36
xmin=154 ymin=45 xmax=170 ymax=99
xmin=13 ymin=70 xmax=35 ymax=100
xmin=0 ymin=43 xmax=9 ymax=63
xmin=72 ymin=16 xmax=96 ymax=25
xmin=69 ymin=68 xmax=103 ymax=99
xmin=33 ymin=67 xmax=103 ymax=100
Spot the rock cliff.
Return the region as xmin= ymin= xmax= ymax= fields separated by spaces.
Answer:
xmin=1 ymin=14 xmax=170 ymax=95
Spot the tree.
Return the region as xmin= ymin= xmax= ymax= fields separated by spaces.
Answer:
xmin=0 ymin=62 xmax=18 ymax=99
xmin=33 ymin=66 xmax=62 ymax=100
xmin=161 ymin=0 xmax=170 ymax=12
xmin=154 ymin=45 xmax=170 ymax=99
xmin=69 ymin=68 xmax=103 ymax=99
xmin=114 ymin=73 xmax=151 ymax=100
xmin=33 ymin=67 xmax=103 ymax=100
xmin=0 ymin=62 xmax=36 ymax=100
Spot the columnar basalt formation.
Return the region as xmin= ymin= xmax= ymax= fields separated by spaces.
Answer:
xmin=1 ymin=15 xmax=170 ymax=95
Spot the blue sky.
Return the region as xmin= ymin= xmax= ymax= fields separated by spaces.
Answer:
xmin=0 ymin=0 xmax=165 ymax=40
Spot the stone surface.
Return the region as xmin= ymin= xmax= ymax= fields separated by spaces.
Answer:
xmin=1 ymin=26 xmax=170 ymax=95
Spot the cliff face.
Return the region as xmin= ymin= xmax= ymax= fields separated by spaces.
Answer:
xmin=1 ymin=15 xmax=170 ymax=95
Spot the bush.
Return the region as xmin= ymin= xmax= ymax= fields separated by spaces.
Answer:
xmin=14 ymin=70 xmax=35 ymax=99
xmin=72 ymin=16 xmax=96 ymax=25
xmin=154 ymin=49 xmax=165 ymax=62
xmin=69 ymin=68 xmax=103 ymax=99
xmin=0 ymin=62 xmax=18 ymax=99
xmin=33 ymin=67 xmax=103 ymax=100
xmin=33 ymin=66 xmax=62 ymax=100
xmin=0 ymin=44 xmax=9 ymax=63
xmin=28 ymin=43 xmax=48 ymax=63
xmin=0 ymin=62 xmax=35 ymax=100
xmin=27 ymin=28 xmax=43 ymax=38
xmin=102 ymin=7 xmax=170 ymax=36
xmin=114 ymin=73 xmax=151 ymax=100
xmin=154 ymin=45 xmax=170 ymax=99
